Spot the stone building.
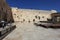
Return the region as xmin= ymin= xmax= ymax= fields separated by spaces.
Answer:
xmin=0 ymin=0 xmax=14 ymax=23
xmin=12 ymin=7 xmax=57 ymax=23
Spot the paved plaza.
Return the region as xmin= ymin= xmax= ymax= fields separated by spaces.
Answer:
xmin=3 ymin=22 xmax=60 ymax=40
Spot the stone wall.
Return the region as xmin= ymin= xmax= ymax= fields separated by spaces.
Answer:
xmin=12 ymin=7 xmax=57 ymax=23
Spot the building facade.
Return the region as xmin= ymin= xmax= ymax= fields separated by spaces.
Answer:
xmin=12 ymin=7 xmax=57 ymax=23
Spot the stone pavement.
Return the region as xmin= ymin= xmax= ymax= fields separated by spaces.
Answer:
xmin=3 ymin=22 xmax=60 ymax=40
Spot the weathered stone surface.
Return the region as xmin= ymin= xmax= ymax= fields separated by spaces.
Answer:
xmin=11 ymin=7 xmax=57 ymax=23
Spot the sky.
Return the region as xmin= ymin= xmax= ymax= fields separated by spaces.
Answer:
xmin=6 ymin=0 xmax=60 ymax=12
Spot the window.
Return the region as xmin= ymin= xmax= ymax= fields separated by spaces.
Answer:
xmin=57 ymin=17 xmax=60 ymax=22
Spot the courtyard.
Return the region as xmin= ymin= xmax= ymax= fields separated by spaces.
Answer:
xmin=3 ymin=22 xmax=60 ymax=40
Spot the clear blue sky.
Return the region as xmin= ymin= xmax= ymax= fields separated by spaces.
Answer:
xmin=6 ymin=0 xmax=60 ymax=12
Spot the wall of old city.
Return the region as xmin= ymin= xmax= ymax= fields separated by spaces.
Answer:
xmin=12 ymin=7 xmax=57 ymax=23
